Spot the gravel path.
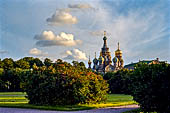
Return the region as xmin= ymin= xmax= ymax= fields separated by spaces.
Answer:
xmin=0 ymin=105 xmax=139 ymax=113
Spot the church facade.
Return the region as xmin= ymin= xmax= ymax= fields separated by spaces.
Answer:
xmin=88 ymin=31 xmax=124 ymax=74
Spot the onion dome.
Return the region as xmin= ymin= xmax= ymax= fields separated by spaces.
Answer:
xmin=113 ymin=57 xmax=119 ymax=63
xmin=88 ymin=56 xmax=92 ymax=64
xmin=93 ymin=52 xmax=98 ymax=64
xmin=115 ymin=42 xmax=122 ymax=55
xmin=93 ymin=58 xmax=98 ymax=64
xmin=98 ymin=56 xmax=104 ymax=64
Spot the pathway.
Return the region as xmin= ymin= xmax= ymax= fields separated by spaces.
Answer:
xmin=0 ymin=105 xmax=139 ymax=113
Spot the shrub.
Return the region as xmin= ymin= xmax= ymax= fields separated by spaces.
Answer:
xmin=130 ymin=63 xmax=170 ymax=112
xmin=24 ymin=62 xmax=108 ymax=105
xmin=104 ymin=69 xmax=132 ymax=94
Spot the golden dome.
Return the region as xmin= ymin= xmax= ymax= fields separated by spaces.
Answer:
xmin=115 ymin=42 xmax=122 ymax=54
xmin=115 ymin=49 xmax=122 ymax=54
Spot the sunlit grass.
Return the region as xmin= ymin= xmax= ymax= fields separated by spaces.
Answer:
xmin=0 ymin=97 xmax=26 ymax=99
xmin=0 ymin=92 xmax=26 ymax=95
xmin=82 ymin=101 xmax=136 ymax=108
xmin=0 ymin=92 xmax=137 ymax=111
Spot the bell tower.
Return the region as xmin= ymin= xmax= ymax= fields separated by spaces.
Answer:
xmin=100 ymin=31 xmax=112 ymax=66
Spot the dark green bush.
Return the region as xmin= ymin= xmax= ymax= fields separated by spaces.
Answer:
xmin=130 ymin=63 xmax=170 ymax=112
xmin=104 ymin=69 xmax=132 ymax=94
xmin=24 ymin=62 xmax=108 ymax=105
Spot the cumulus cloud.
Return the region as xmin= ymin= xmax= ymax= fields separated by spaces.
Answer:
xmin=46 ymin=10 xmax=77 ymax=25
xmin=29 ymin=48 xmax=47 ymax=56
xmin=63 ymin=49 xmax=88 ymax=60
xmin=34 ymin=31 xmax=82 ymax=47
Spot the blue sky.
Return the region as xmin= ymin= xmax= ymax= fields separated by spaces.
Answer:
xmin=0 ymin=0 xmax=170 ymax=65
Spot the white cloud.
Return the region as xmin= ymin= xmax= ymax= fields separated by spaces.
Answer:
xmin=46 ymin=10 xmax=77 ymax=25
xmin=87 ymin=2 xmax=169 ymax=64
xmin=34 ymin=31 xmax=82 ymax=47
xmin=29 ymin=48 xmax=47 ymax=56
xmin=63 ymin=49 xmax=88 ymax=60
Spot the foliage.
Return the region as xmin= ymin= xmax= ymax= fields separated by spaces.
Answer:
xmin=2 ymin=58 xmax=15 ymax=70
xmin=104 ymin=69 xmax=132 ymax=94
xmin=130 ymin=63 xmax=170 ymax=112
xmin=15 ymin=59 xmax=30 ymax=69
xmin=0 ymin=59 xmax=4 ymax=68
xmin=44 ymin=58 xmax=52 ymax=67
xmin=0 ymin=57 xmax=45 ymax=92
xmin=24 ymin=60 xmax=109 ymax=105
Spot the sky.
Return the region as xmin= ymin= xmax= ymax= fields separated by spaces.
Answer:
xmin=0 ymin=0 xmax=170 ymax=66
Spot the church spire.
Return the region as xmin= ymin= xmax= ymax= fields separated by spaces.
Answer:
xmin=88 ymin=55 xmax=91 ymax=62
xmin=104 ymin=31 xmax=106 ymax=37
xmin=118 ymin=42 xmax=120 ymax=50
xmin=103 ymin=31 xmax=107 ymax=48
xmin=88 ymin=55 xmax=92 ymax=69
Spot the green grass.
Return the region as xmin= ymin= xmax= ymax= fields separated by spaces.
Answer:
xmin=0 ymin=92 xmax=137 ymax=111
xmin=0 ymin=92 xmax=26 ymax=95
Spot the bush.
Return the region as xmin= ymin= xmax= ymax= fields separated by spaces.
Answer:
xmin=24 ymin=62 xmax=108 ymax=105
xmin=104 ymin=69 xmax=132 ymax=94
xmin=130 ymin=63 xmax=170 ymax=112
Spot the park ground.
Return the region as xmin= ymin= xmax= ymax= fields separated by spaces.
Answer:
xmin=0 ymin=92 xmax=138 ymax=111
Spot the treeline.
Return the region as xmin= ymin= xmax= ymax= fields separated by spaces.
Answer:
xmin=104 ymin=63 xmax=170 ymax=112
xmin=0 ymin=57 xmax=86 ymax=92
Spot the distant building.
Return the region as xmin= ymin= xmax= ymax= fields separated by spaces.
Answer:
xmin=124 ymin=58 xmax=166 ymax=70
xmin=88 ymin=31 xmax=124 ymax=74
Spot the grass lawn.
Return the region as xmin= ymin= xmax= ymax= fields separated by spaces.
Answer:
xmin=0 ymin=92 xmax=137 ymax=111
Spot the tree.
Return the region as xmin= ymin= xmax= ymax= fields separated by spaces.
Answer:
xmin=72 ymin=61 xmax=79 ymax=67
xmin=104 ymin=69 xmax=132 ymax=94
xmin=0 ymin=59 xmax=4 ymax=68
xmin=15 ymin=59 xmax=30 ymax=69
xmin=24 ymin=61 xmax=109 ymax=105
xmin=33 ymin=58 xmax=43 ymax=67
xmin=23 ymin=57 xmax=35 ymax=68
xmin=2 ymin=58 xmax=15 ymax=70
xmin=44 ymin=58 xmax=52 ymax=67
xmin=0 ymin=68 xmax=6 ymax=91
xmin=4 ymin=68 xmax=23 ymax=91
xmin=130 ymin=63 xmax=170 ymax=112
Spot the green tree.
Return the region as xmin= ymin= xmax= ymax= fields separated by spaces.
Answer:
xmin=130 ymin=63 xmax=170 ymax=112
xmin=24 ymin=60 xmax=109 ymax=105
xmin=0 ymin=59 xmax=4 ymax=68
xmin=72 ymin=61 xmax=79 ymax=67
xmin=44 ymin=58 xmax=52 ymax=67
xmin=23 ymin=57 xmax=35 ymax=68
xmin=15 ymin=59 xmax=30 ymax=69
xmin=0 ymin=68 xmax=6 ymax=91
xmin=105 ymin=69 xmax=132 ymax=94
xmin=33 ymin=58 xmax=43 ymax=67
xmin=2 ymin=58 xmax=15 ymax=70
xmin=4 ymin=68 xmax=23 ymax=91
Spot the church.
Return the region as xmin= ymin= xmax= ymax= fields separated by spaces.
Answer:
xmin=88 ymin=31 xmax=124 ymax=74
